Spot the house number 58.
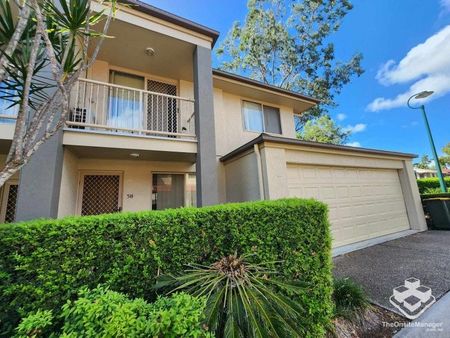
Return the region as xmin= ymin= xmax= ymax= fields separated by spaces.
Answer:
xmin=127 ymin=193 xmax=134 ymax=199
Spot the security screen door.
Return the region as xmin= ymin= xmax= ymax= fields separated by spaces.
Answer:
xmin=0 ymin=182 xmax=18 ymax=223
xmin=80 ymin=173 xmax=122 ymax=216
xmin=147 ymin=80 xmax=177 ymax=134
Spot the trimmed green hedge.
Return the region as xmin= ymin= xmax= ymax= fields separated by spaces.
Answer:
xmin=0 ymin=199 xmax=332 ymax=337
xmin=421 ymin=192 xmax=450 ymax=200
xmin=416 ymin=177 xmax=450 ymax=194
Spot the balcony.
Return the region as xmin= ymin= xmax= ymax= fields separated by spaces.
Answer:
xmin=68 ymin=78 xmax=196 ymax=139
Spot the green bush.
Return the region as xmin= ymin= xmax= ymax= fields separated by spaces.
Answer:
xmin=15 ymin=287 xmax=210 ymax=338
xmin=332 ymin=278 xmax=369 ymax=319
xmin=421 ymin=192 xmax=450 ymax=200
xmin=416 ymin=177 xmax=450 ymax=194
xmin=0 ymin=199 xmax=332 ymax=337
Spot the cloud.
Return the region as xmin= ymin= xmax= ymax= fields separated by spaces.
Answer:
xmin=368 ymin=25 xmax=450 ymax=112
xmin=336 ymin=113 xmax=347 ymax=121
xmin=343 ymin=123 xmax=367 ymax=134
xmin=441 ymin=0 xmax=450 ymax=11
xmin=345 ymin=141 xmax=361 ymax=147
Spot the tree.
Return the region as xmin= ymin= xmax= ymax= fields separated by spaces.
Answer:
xmin=439 ymin=142 xmax=450 ymax=168
xmin=217 ymin=0 xmax=363 ymax=123
xmin=0 ymin=0 xmax=116 ymax=187
xmin=414 ymin=155 xmax=432 ymax=169
xmin=296 ymin=115 xmax=349 ymax=144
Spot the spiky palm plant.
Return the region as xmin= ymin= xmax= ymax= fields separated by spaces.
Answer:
xmin=155 ymin=254 xmax=307 ymax=338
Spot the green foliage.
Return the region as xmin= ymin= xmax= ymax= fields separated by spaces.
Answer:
xmin=439 ymin=142 xmax=450 ymax=168
xmin=15 ymin=310 xmax=53 ymax=338
xmin=0 ymin=199 xmax=333 ymax=338
xmin=296 ymin=115 xmax=349 ymax=145
xmin=16 ymin=287 xmax=210 ymax=338
xmin=414 ymin=155 xmax=433 ymax=169
xmin=416 ymin=177 xmax=450 ymax=194
xmin=332 ymin=278 xmax=368 ymax=319
xmin=0 ymin=0 xmax=113 ymax=108
xmin=421 ymin=192 xmax=450 ymax=200
xmin=217 ymin=0 xmax=363 ymax=121
xmin=157 ymin=254 xmax=308 ymax=337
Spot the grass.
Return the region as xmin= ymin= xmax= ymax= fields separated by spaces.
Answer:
xmin=332 ymin=278 xmax=369 ymax=319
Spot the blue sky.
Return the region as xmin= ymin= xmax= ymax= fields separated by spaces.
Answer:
xmin=148 ymin=0 xmax=449 ymax=158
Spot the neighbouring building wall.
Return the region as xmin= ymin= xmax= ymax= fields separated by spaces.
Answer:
xmin=224 ymin=151 xmax=261 ymax=203
xmin=57 ymin=155 xmax=195 ymax=217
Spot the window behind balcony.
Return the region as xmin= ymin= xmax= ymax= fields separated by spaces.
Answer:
xmin=242 ymin=100 xmax=281 ymax=134
xmin=109 ymin=70 xmax=145 ymax=130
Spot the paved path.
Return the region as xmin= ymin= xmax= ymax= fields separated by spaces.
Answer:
xmin=333 ymin=231 xmax=450 ymax=314
xmin=394 ymin=291 xmax=450 ymax=337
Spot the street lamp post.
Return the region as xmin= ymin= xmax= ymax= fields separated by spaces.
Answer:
xmin=407 ymin=91 xmax=447 ymax=193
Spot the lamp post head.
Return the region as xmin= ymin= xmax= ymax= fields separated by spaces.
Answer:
xmin=407 ymin=91 xmax=434 ymax=109
xmin=414 ymin=91 xmax=434 ymax=99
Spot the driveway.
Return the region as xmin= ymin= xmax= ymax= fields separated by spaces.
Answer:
xmin=333 ymin=231 xmax=450 ymax=314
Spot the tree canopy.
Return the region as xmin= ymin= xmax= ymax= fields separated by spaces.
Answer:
xmin=297 ymin=115 xmax=349 ymax=144
xmin=217 ymin=0 xmax=363 ymax=122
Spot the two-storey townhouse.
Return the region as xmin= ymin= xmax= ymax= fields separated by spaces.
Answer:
xmin=0 ymin=0 xmax=426 ymax=249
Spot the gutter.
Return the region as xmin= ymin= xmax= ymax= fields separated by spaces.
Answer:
xmin=220 ymin=134 xmax=418 ymax=162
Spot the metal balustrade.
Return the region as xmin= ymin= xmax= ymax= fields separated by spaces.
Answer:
xmin=68 ymin=78 xmax=196 ymax=139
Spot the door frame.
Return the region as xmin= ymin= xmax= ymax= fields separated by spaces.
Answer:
xmin=76 ymin=170 xmax=124 ymax=215
xmin=0 ymin=179 xmax=19 ymax=223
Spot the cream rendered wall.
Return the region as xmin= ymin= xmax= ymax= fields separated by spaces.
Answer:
xmin=224 ymin=151 xmax=260 ymax=203
xmin=57 ymin=154 xmax=195 ymax=217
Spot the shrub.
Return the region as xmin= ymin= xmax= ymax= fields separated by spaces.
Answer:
xmin=15 ymin=310 xmax=53 ymax=338
xmin=0 ymin=199 xmax=332 ymax=337
xmin=416 ymin=177 xmax=450 ymax=194
xmin=157 ymin=254 xmax=307 ymax=337
xmin=332 ymin=278 xmax=369 ymax=319
xmin=15 ymin=287 xmax=210 ymax=337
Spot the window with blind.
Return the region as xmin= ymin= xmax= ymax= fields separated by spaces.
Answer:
xmin=242 ymin=101 xmax=281 ymax=134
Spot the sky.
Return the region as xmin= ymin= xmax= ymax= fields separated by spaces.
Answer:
xmin=147 ymin=0 xmax=449 ymax=158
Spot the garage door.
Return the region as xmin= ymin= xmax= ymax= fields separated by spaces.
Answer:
xmin=287 ymin=164 xmax=410 ymax=247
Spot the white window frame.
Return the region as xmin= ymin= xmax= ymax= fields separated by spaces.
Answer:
xmin=76 ymin=170 xmax=124 ymax=215
xmin=241 ymin=99 xmax=282 ymax=134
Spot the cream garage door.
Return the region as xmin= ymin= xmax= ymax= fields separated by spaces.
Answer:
xmin=287 ymin=164 xmax=410 ymax=247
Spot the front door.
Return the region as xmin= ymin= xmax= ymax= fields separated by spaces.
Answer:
xmin=79 ymin=173 xmax=122 ymax=216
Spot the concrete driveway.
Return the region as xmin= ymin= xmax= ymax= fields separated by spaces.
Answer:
xmin=333 ymin=231 xmax=450 ymax=315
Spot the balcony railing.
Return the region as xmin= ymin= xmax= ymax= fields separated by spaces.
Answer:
xmin=68 ymin=78 xmax=196 ymax=139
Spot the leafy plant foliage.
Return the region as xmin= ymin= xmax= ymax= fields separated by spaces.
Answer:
xmin=0 ymin=199 xmax=332 ymax=337
xmin=157 ymin=254 xmax=308 ymax=337
xmin=16 ymin=287 xmax=210 ymax=338
xmin=417 ymin=177 xmax=450 ymax=194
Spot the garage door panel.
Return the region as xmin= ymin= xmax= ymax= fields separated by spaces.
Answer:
xmin=287 ymin=164 xmax=410 ymax=247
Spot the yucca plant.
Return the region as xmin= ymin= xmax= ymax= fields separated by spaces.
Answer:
xmin=155 ymin=254 xmax=307 ymax=338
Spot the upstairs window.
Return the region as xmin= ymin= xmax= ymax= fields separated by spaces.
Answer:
xmin=242 ymin=100 xmax=281 ymax=134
